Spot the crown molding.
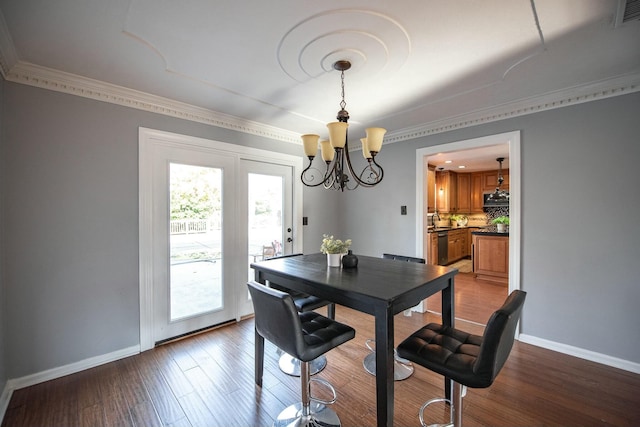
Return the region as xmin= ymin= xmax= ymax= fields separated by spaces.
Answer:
xmin=3 ymin=60 xmax=640 ymax=146
xmin=0 ymin=9 xmax=17 ymax=78
xmin=384 ymin=71 xmax=640 ymax=144
xmin=4 ymin=61 xmax=302 ymax=144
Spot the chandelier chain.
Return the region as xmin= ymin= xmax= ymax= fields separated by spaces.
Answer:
xmin=339 ymin=69 xmax=347 ymax=112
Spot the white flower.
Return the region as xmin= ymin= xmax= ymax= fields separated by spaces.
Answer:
xmin=320 ymin=234 xmax=352 ymax=254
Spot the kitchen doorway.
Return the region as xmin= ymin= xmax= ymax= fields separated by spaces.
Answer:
xmin=414 ymin=130 xmax=521 ymax=324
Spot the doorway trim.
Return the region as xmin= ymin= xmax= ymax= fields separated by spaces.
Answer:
xmin=138 ymin=127 xmax=303 ymax=351
xmin=415 ymin=130 xmax=521 ymax=298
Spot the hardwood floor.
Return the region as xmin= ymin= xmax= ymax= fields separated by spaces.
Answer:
xmin=3 ymin=276 xmax=640 ymax=426
xmin=426 ymin=269 xmax=508 ymax=325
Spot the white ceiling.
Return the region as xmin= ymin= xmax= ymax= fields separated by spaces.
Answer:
xmin=0 ymin=0 xmax=639 ymax=169
xmin=427 ymin=144 xmax=510 ymax=172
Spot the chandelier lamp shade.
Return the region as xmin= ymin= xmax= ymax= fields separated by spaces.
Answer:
xmin=300 ymin=60 xmax=386 ymax=191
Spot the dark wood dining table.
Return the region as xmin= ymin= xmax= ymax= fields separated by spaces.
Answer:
xmin=250 ymin=253 xmax=457 ymax=427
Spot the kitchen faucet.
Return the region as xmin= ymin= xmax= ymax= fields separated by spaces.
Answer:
xmin=432 ymin=210 xmax=441 ymax=227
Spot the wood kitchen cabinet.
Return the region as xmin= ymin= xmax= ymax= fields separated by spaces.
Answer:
xmin=437 ymin=168 xmax=510 ymax=214
xmin=470 ymin=172 xmax=484 ymax=213
xmin=466 ymin=228 xmax=476 ymax=255
xmin=461 ymin=229 xmax=469 ymax=258
xmin=473 ymin=233 xmax=509 ymax=285
xmin=436 ymin=170 xmax=457 ymax=213
xmin=447 ymin=229 xmax=466 ymax=263
xmin=482 ymin=169 xmax=509 ymax=192
xmin=426 ymin=164 xmax=436 ymax=213
xmin=427 ymin=232 xmax=438 ymax=265
xmin=456 ymin=173 xmax=471 ymax=213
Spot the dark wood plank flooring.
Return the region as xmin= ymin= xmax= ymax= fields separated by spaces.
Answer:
xmin=3 ymin=273 xmax=640 ymax=426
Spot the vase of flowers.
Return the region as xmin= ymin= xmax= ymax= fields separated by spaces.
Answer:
xmin=320 ymin=234 xmax=352 ymax=267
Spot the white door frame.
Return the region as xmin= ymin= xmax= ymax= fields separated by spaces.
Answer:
xmin=138 ymin=127 xmax=303 ymax=351
xmin=414 ymin=130 xmax=521 ymax=311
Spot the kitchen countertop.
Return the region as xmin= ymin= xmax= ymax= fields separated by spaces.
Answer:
xmin=427 ymin=225 xmax=490 ymax=233
xmin=471 ymin=226 xmax=509 ymax=236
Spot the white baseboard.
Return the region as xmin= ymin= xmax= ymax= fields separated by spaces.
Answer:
xmin=0 ymin=383 xmax=12 ymax=424
xmin=518 ymin=334 xmax=640 ymax=374
xmin=0 ymin=345 xmax=140 ymax=421
xmin=411 ymin=307 xmax=640 ymax=374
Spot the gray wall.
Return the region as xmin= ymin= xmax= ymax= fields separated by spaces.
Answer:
xmin=301 ymin=186 xmax=341 ymax=254
xmin=341 ymin=92 xmax=640 ymax=363
xmin=1 ymin=82 xmax=300 ymax=379
xmin=1 ymin=79 xmax=639 ymax=383
xmin=0 ymin=76 xmax=6 ymax=395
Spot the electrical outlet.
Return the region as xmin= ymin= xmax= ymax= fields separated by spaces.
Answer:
xmin=401 ymin=206 xmax=407 ymax=215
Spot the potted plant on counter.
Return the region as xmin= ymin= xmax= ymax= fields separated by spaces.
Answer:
xmin=320 ymin=234 xmax=352 ymax=267
xmin=492 ymin=216 xmax=510 ymax=232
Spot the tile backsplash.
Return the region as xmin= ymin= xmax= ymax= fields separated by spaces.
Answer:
xmin=434 ymin=208 xmax=509 ymax=226
xmin=484 ymin=207 xmax=509 ymax=223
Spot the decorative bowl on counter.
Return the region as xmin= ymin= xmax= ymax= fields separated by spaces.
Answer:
xmin=451 ymin=215 xmax=468 ymax=227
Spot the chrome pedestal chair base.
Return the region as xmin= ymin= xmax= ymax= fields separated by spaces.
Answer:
xmin=274 ymin=401 xmax=341 ymax=427
xmin=279 ymin=352 xmax=327 ymax=377
xmin=274 ymin=362 xmax=341 ymax=427
xmin=363 ymin=339 xmax=414 ymax=381
xmin=417 ymin=382 xmax=465 ymax=427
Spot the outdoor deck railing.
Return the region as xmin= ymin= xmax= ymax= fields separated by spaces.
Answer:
xmin=170 ymin=219 xmax=219 ymax=234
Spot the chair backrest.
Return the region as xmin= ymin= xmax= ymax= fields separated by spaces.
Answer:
xmin=263 ymin=253 xmax=302 ymax=289
xmin=382 ymin=253 xmax=426 ymax=264
xmin=247 ymin=280 xmax=305 ymax=358
xmin=263 ymin=252 xmax=302 ymax=261
xmin=262 ymin=245 xmax=275 ymax=259
xmin=269 ymin=253 xmax=303 ymax=260
xmin=474 ymin=290 xmax=527 ymax=384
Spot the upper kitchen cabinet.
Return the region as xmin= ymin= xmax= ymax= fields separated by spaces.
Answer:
xmin=471 ymin=172 xmax=484 ymax=213
xmin=483 ymin=169 xmax=509 ymax=192
xmin=436 ymin=170 xmax=458 ymax=213
xmin=436 ymin=168 xmax=508 ymax=214
xmin=456 ymin=173 xmax=471 ymax=213
xmin=426 ymin=164 xmax=436 ymax=213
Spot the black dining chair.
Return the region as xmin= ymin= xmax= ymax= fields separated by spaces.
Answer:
xmin=382 ymin=253 xmax=427 ymax=263
xmin=248 ymin=281 xmax=355 ymax=427
xmin=263 ymin=253 xmax=336 ymax=376
xmin=397 ymin=290 xmax=526 ymax=427
xmin=362 ymin=253 xmax=426 ymax=381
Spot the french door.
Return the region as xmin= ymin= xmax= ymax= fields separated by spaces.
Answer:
xmin=237 ymin=160 xmax=294 ymax=317
xmin=149 ymin=144 xmax=236 ymax=343
xmin=139 ymin=128 xmax=301 ymax=350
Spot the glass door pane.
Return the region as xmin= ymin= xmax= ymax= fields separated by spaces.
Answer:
xmin=169 ymin=163 xmax=222 ymax=320
xmin=248 ymin=173 xmax=284 ymax=272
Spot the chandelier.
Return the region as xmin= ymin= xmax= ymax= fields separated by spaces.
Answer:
xmin=486 ymin=157 xmax=509 ymax=202
xmin=300 ymin=60 xmax=386 ymax=191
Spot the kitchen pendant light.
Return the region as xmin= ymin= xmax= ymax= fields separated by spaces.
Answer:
xmin=300 ymin=60 xmax=386 ymax=191
xmin=486 ymin=157 xmax=509 ymax=202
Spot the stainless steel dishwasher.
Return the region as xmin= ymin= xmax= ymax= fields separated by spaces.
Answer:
xmin=437 ymin=231 xmax=448 ymax=265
